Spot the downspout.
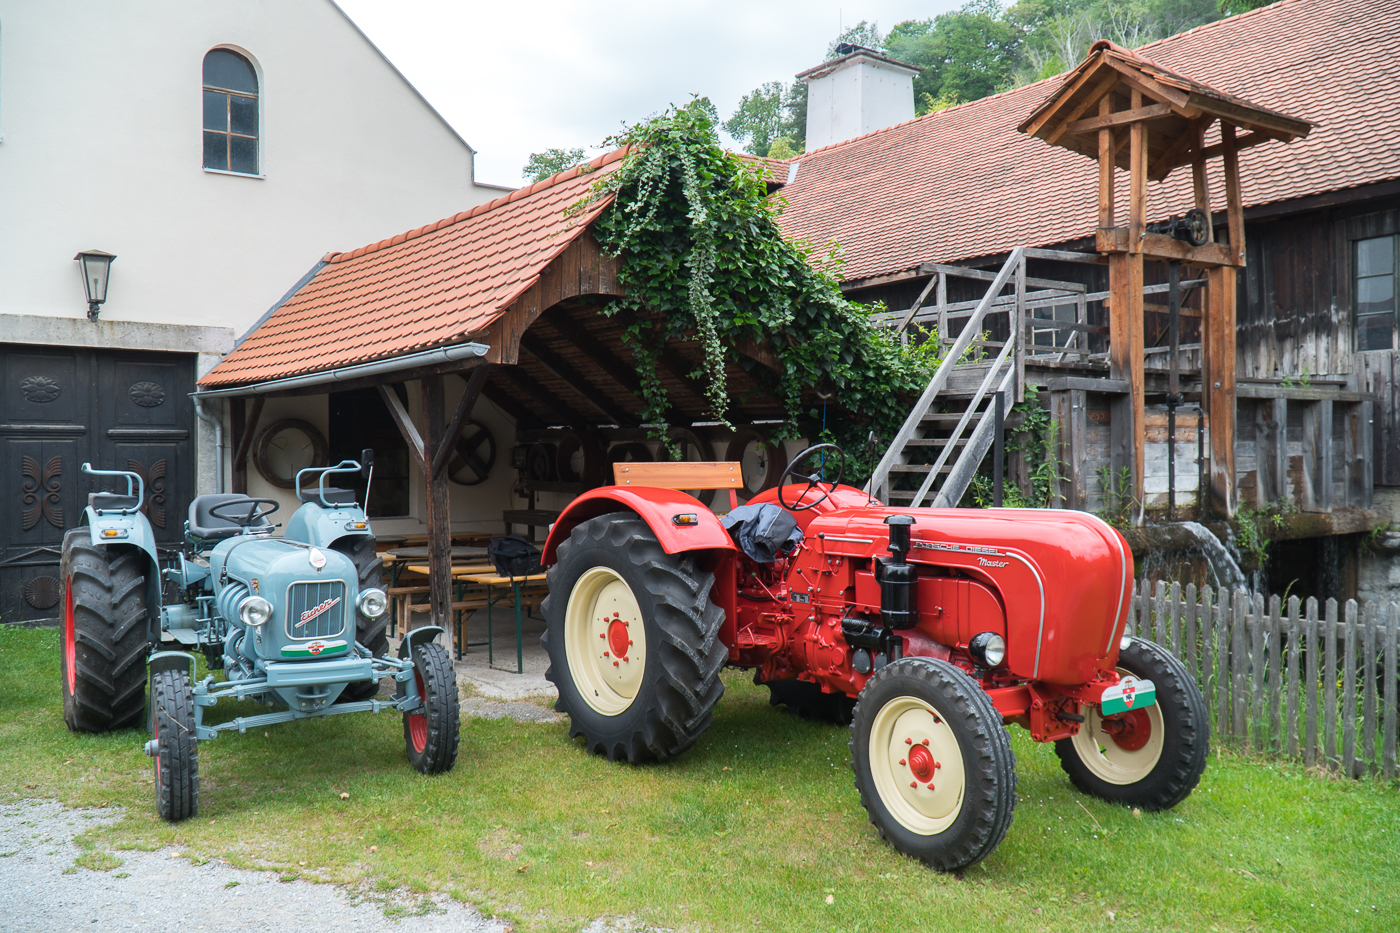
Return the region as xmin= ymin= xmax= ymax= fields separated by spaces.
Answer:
xmin=193 ymin=397 xmax=224 ymax=494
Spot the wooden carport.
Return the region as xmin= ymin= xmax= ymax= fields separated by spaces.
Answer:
xmin=197 ymin=149 xmax=790 ymax=649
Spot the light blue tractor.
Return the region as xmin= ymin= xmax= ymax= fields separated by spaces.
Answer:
xmin=58 ymin=454 xmax=459 ymax=821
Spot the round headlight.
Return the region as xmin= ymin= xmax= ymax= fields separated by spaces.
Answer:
xmin=357 ymin=587 xmax=388 ymax=619
xmin=1121 ymin=634 xmax=1134 ymax=652
xmin=969 ymin=631 xmax=1007 ymax=667
xmin=238 ymin=595 xmax=273 ymax=627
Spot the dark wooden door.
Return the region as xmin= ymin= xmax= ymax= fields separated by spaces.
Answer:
xmin=1 ymin=344 xmax=195 ymax=623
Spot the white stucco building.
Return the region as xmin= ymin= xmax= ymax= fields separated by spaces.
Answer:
xmin=0 ymin=1 xmax=504 ymax=620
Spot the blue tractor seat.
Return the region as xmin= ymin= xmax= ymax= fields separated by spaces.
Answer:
xmin=188 ymin=494 xmax=275 ymax=541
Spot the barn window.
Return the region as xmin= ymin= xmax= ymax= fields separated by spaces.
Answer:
xmin=1355 ymin=235 xmax=1396 ymax=351
xmin=202 ymin=49 xmax=259 ymax=175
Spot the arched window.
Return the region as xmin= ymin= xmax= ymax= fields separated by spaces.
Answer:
xmin=202 ymin=49 xmax=258 ymax=174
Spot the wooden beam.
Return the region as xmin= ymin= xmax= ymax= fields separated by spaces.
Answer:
xmin=540 ymin=308 xmax=644 ymax=396
xmin=1097 ymin=94 xmax=1114 ymax=229
xmin=1148 ymin=116 xmax=1210 ymax=181
xmin=1128 ymin=89 xmax=1146 ymax=255
xmin=610 ymin=308 xmax=711 ymax=401
xmin=432 ymin=365 xmax=489 ymax=478
xmin=377 ymin=383 xmax=425 ymax=473
xmin=1100 ymin=56 xmax=1191 ymax=109
xmin=1044 ymin=69 xmax=1121 ymax=146
xmin=1300 ymin=398 xmax=1332 ymax=513
xmin=1108 ymin=251 xmax=1145 ymax=523
xmin=230 ymin=396 xmax=264 ymax=495
xmin=1192 ymin=124 xmax=1213 ymax=243
xmin=1096 ymin=228 xmax=1236 ymax=267
xmin=519 ymin=333 xmax=635 ymax=425
xmin=1197 ymin=129 xmax=1282 ymax=162
xmin=421 ymin=375 xmax=454 ymax=644
xmin=1020 ymin=52 xmax=1111 ymax=139
xmin=479 ymin=380 xmax=540 ymax=426
xmin=1204 ymin=266 xmax=1238 ymax=516
xmin=1221 ymin=123 xmax=1246 ymax=267
xmin=1067 ymin=102 xmax=1174 ymax=135
xmin=498 ymin=365 xmax=590 ymax=426
xmin=733 ymin=337 xmax=783 ymax=373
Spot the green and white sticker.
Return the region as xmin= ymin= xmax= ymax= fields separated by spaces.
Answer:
xmin=281 ymin=639 xmax=348 ymax=659
xmin=1101 ymin=676 xmax=1156 ymax=715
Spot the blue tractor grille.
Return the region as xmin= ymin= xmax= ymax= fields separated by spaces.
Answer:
xmin=285 ymin=581 xmax=348 ymax=640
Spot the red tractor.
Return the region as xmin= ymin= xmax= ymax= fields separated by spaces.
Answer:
xmin=540 ymin=444 xmax=1208 ymax=870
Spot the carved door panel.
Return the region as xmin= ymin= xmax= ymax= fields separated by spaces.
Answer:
xmin=0 ymin=345 xmax=195 ymax=623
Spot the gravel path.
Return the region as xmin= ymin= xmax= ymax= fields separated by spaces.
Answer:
xmin=0 ymin=800 xmax=506 ymax=933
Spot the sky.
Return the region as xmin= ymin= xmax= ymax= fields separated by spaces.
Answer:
xmin=334 ymin=0 xmax=961 ymax=189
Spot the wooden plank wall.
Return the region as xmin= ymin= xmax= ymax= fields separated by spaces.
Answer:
xmin=1359 ymin=350 xmax=1400 ymax=486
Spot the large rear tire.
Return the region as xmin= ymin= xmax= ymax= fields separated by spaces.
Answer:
xmin=334 ymin=535 xmax=388 ymax=702
xmin=403 ymin=642 xmax=460 ymax=774
xmin=59 ymin=528 xmax=151 ymax=733
xmin=850 ymin=658 xmax=1017 ymax=871
xmin=151 ymin=668 xmax=199 ymax=822
xmin=1055 ymin=637 xmax=1208 ymax=810
xmin=543 ymin=513 xmax=726 ymax=762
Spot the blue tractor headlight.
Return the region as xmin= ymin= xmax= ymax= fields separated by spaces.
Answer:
xmin=238 ymin=595 xmax=274 ymax=627
xmin=357 ymin=588 xmax=388 ymax=619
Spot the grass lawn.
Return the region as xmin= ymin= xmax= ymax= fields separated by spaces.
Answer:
xmin=2 ymin=625 xmax=1396 ymax=932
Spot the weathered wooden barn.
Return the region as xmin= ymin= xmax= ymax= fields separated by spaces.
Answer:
xmin=772 ymin=0 xmax=1400 ymax=601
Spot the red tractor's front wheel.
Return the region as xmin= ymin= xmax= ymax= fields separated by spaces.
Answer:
xmin=850 ymin=658 xmax=1017 ymax=871
xmin=542 ymin=514 xmax=726 ymax=762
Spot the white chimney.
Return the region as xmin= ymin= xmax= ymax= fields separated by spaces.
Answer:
xmin=798 ymin=44 xmax=920 ymax=151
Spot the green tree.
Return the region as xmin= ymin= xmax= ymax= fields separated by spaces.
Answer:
xmin=827 ymin=20 xmax=885 ymax=57
xmin=1218 ymin=0 xmax=1273 ymax=12
xmin=723 ymin=82 xmax=786 ymax=156
xmin=523 ymin=147 xmax=586 ymax=183
xmin=887 ymin=1 xmax=1024 ymax=107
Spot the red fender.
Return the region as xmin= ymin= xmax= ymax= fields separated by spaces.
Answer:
xmin=542 ymin=486 xmax=736 ymax=565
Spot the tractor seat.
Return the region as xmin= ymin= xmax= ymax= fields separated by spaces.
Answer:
xmin=188 ymin=494 xmax=274 ymax=541
xmin=89 ymin=492 xmax=140 ymax=512
xmin=313 ymin=487 xmax=358 ymax=506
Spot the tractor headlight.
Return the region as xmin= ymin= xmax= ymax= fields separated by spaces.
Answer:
xmin=969 ymin=631 xmax=1007 ymax=667
xmin=238 ymin=595 xmax=273 ymax=628
xmin=357 ymin=588 xmax=388 ymax=619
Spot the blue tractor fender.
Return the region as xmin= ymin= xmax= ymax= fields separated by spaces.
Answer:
xmin=145 ymin=650 xmax=198 ymax=734
xmin=398 ymin=625 xmax=445 ymax=659
xmin=282 ymin=500 xmax=373 ymax=549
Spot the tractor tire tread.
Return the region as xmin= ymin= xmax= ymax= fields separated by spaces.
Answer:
xmin=152 ymin=668 xmax=198 ymax=822
xmin=850 ymin=658 xmax=1017 ymax=872
xmin=405 ymin=642 xmax=460 ymax=774
xmin=760 ymin=676 xmax=856 ymax=725
xmin=60 ymin=529 xmax=150 ymax=733
xmin=335 ymin=535 xmax=389 ymax=702
xmin=1054 ymin=637 xmax=1209 ymax=810
xmin=543 ymin=513 xmax=725 ymax=763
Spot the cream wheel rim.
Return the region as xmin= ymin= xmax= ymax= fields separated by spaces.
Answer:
xmin=868 ymin=696 xmax=965 ymax=835
xmin=1071 ymin=667 xmax=1165 ymax=785
xmin=564 ymin=566 xmax=647 ymax=716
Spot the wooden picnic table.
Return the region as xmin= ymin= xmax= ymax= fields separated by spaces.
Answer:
xmin=455 ymin=571 xmax=549 ymax=673
xmin=403 ymin=563 xmax=497 ymax=577
xmin=385 ymin=546 xmax=488 ymax=561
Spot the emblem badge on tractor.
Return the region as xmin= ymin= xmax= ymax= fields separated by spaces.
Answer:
xmin=59 ymin=451 xmax=460 ymax=822
xmin=540 ymin=442 xmax=1209 ymax=871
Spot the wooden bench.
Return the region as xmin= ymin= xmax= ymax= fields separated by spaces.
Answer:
xmin=612 ymin=461 xmax=743 ymax=510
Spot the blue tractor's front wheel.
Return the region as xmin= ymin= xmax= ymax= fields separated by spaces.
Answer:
xmin=404 ymin=642 xmax=459 ymax=774
xmin=151 ymin=668 xmax=198 ymax=821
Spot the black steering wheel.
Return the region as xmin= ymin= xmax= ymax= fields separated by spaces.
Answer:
xmin=209 ymin=498 xmax=281 ymax=527
xmin=778 ymin=443 xmax=846 ymax=511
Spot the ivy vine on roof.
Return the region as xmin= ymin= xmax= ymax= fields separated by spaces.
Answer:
xmin=577 ymin=100 xmax=940 ymax=479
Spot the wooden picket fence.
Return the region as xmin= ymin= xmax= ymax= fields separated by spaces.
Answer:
xmin=1127 ymin=580 xmax=1400 ymax=780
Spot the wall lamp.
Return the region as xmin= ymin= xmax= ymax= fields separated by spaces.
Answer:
xmin=74 ymin=249 xmax=117 ymax=321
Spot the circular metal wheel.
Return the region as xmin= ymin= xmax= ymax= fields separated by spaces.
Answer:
xmin=724 ymin=428 xmax=784 ymax=498
xmin=563 ymin=566 xmax=649 ymax=716
xmin=446 ymin=421 xmax=497 ymax=486
xmin=1068 ymin=676 xmax=1165 ymax=785
xmin=1054 ymin=637 xmax=1208 ymax=810
xmin=542 ymin=513 xmax=726 ymax=762
xmin=850 ymin=658 xmax=1016 ymax=871
xmin=253 ymin=419 xmax=328 ymax=489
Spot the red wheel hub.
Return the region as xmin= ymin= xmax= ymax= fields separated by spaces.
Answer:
xmin=408 ymin=668 xmax=428 ymax=753
xmin=1103 ymin=708 xmax=1152 ymax=751
xmin=606 ymin=617 xmax=631 ymax=660
xmin=63 ymin=576 xmax=76 ymax=696
xmin=907 ymin=743 xmax=936 ymax=783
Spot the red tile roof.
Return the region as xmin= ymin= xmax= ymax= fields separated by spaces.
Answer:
xmin=775 ymin=0 xmax=1400 ymax=283
xmin=199 ymin=149 xmax=628 ymax=388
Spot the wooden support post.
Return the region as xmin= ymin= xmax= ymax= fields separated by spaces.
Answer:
xmin=1015 ymin=253 xmax=1026 ymax=402
xmin=1128 ymin=90 xmax=1146 ymax=253
xmin=1051 ymin=388 xmax=1088 ymax=509
xmin=1204 ymin=265 xmax=1238 ymax=516
xmin=1221 ymin=123 xmax=1246 ymax=266
xmin=1097 ymin=96 xmax=1114 ymax=229
xmin=1348 ymin=400 xmax=1374 ymax=509
xmin=230 ymin=397 xmax=263 ymax=495
xmin=421 ymin=375 xmax=454 ymax=648
xmin=1108 ymin=251 xmax=1145 ymax=523
xmin=432 ymin=365 xmax=490 ymax=479
xmin=1301 ymin=398 xmax=1333 ymax=513
xmin=1191 ymin=121 xmax=1213 ymax=244
xmin=1254 ymin=397 xmax=1286 ymax=505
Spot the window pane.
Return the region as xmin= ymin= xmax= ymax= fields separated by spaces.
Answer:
xmin=1357 ymin=313 xmax=1394 ymax=351
xmin=229 ymin=135 xmax=258 ymax=174
xmin=203 ymin=90 xmax=227 ymax=131
xmin=1357 ymin=235 xmax=1394 ymax=278
xmin=203 ymin=49 xmax=257 ymax=94
xmin=229 ymin=95 xmax=258 ymax=137
xmin=203 ymin=131 xmax=227 ymax=170
xmin=1358 ymin=274 xmax=1395 ymax=316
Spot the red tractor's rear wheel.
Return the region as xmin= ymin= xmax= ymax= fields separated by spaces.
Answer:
xmin=850 ymin=658 xmax=1017 ymax=871
xmin=1055 ymin=637 xmax=1208 ymax=810
xmin=542 ymin=513 xmax=726 ymax=762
